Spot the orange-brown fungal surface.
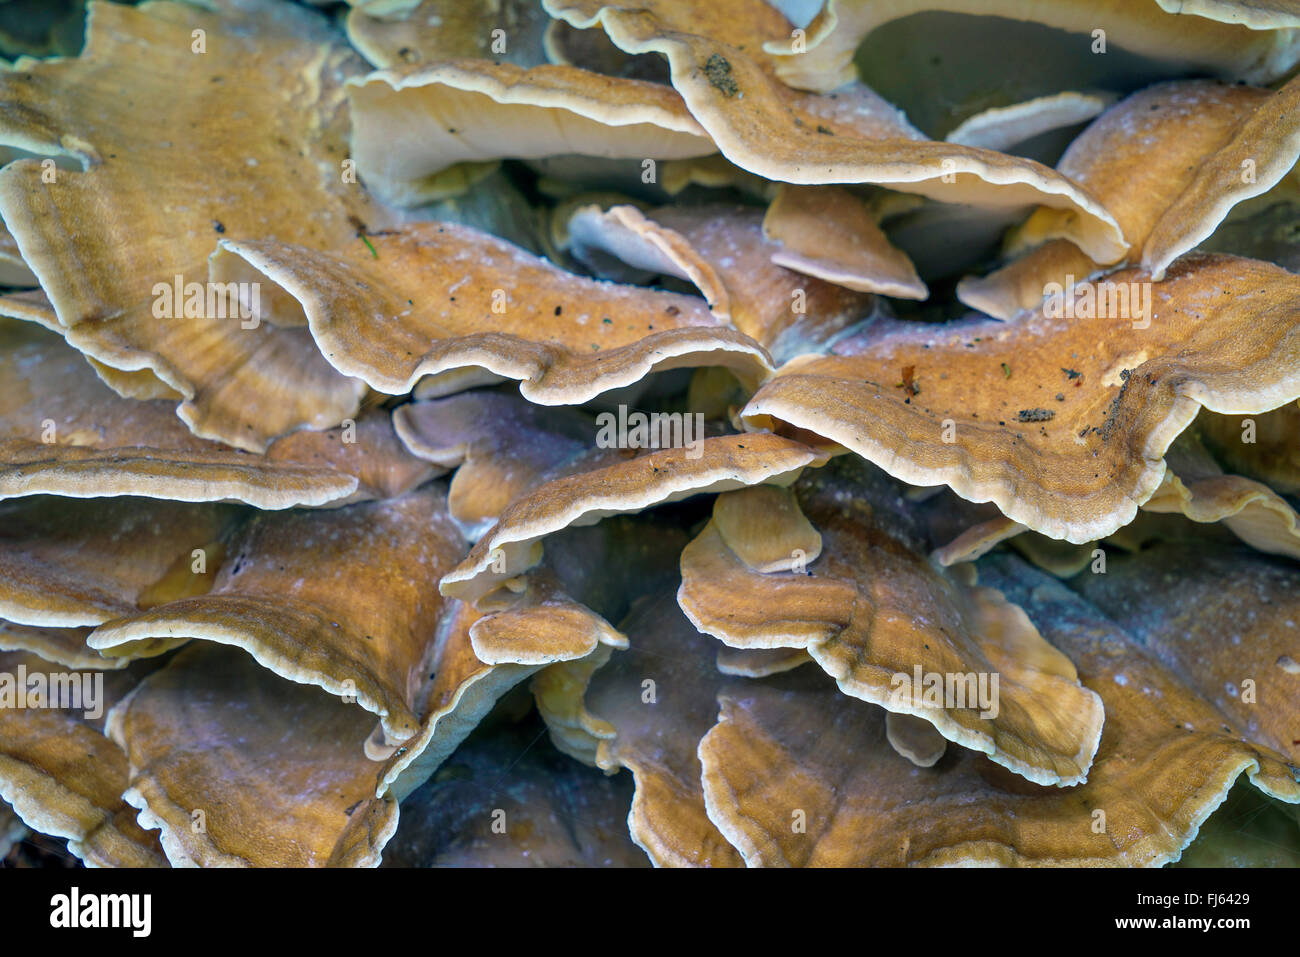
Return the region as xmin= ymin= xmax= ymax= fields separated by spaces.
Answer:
xmin=0 ymin=0 xmax=379 ymax=450
xmin=544 ymin=0 xmax=1129 ymax=263
xmin=679 ymin=461 xmax=1104 ymax=786
xmin=90 ymin=488 xmax=467 ymax=742
xmin=218 ymin=222 xmax=773 ymax=404
xmin=348 ymin=59 xmax=714 ymax=206
xmin=442 ymin=432 xmax=818 ymax=602
xmin=695 ymin=551 xmax=1299 ymax=866
xmin=0 ymin=651 xmax=165 ymax=867
xmin=107 ymin=643 xmax=396 ymax=867
xmin=743 ymin=255 xmax=1300 ymax=544
xmin=960 ymin=81 xmax=1286 ymax=318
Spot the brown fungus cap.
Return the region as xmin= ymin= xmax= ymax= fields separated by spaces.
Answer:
xmin=583 ymin=591 xmax=744 ymax=867
xmin=0 ymin=319 xmax=380 ymax=508
xmin=106 ymin=643 xmax=395 ymax=867
xmin=0 ymin=0 xmax=381 ymax=451
xmin=90 ymin=487 xmax=468 ymax=743
xmin=217 ymin=221 xmax=774 ymax=404
xmin=678 ymin=461 xmax=1104 ymax=786
xmin=1197 ymin=401 xmax=1300 ymax=495
xmin=1143 ymin=73 xmax=1300 ymax=280
xmin=0 ymin=622 xmax=107 ymax=672
xmin=764 ymin=0 xmax=1300 ymax=93
xmin=885 ymin=711 xmax=948 ymax=768
xmin=348 ymin=59 xmax=714 ymax=206
xmin=565 ymin=202 xmax=882 ymax=360
xmin=960 ymin=81 xmax=1279 ymax=318
xmin=0 ymin=496 xmax=236 ymax=631
xmin=743 ymin=254 xmax=1300 ymax=544
xmin=545 ymin=0 xmax=1129 ymax=263
xmin=695 ymin=549 xmax=1299 ymax=866
xmin=933 ymin=430 xmax=1300 ymax=565
xmin=715 ymin=645 xmax=813 ymax=677
xmin=943 ymin=92 xmax=1115 ymax=153
xmin=365 ymin=547 xmax=628 ymax=802
xmin=0 ymin=650 xmax=165 ymax=867
xmin=393 ymin=390 xmax=614 ymax=539
xmin=346 ymin=0 xmax=552 ymax=70
xmin=761 ymin=184 xmax=928 ymax=299
xmin=441 ymin=432 xmax=819 ymax=603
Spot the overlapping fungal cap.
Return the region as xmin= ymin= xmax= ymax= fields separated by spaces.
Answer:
xmin=564 ymin=201 xmax=887 ymax=360
xmin=89 ymin=487 xmax=467 ymax=743
xmin=943 ymin=92 xmax=1114 ymax=154
xmin=761 ymin=184 xmax=927 ymax=298
xmin=3 ymin=0 xmax=1297 ymax=873
xmin=0 ymin=0 xmax=382 ymax=450
xmin=348 ymin=60 xmax=714 ymax=206
xmin=0 ymin=651 xmax=165 ymax=867
xmin=743 ymin=254 xmax=1300 ymax=543
xmin=0 ymin=319 xmax=416 ymax=507
xmin=960 ymin=80 xmax=1299 ymax=318
xmin=1198 ymin=402 xmax=1300 ymax=495
xmin=441 ymin=432 xmax=819 ymax=602
xmin=690 ymin=549 xmax=1300 ymax=866
xmin=218 ymin=221 xmax=773 ymax=405
xmin=544 ymin=0 xmax=1129 ymax=263
xmin=346 ymin=0 xmax=552 ymax=69
xmin=763 ymin=0 xmax=1300 ymax=94
xmin=932 ymin=430 xmax=1300 ymax=566
xmin=106 ymin=643 xmax=396 ymax=867
xmin=581 ymin=591 xmax=744 ymax=867
xmin=0 ymin=496 xmax=235 ymax=632
xmin=394 ymin=390 xmax=600 ymax=538
xmin=678 ymin=460 xmax=1105 ymax=786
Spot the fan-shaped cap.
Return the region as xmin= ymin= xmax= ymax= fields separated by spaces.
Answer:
xmin=90 ymin=488 xmax=467 ymax=743
xmin=1143 ymin=73 xmax=1300 ymax=280
xmin=394 ymin=391 xmax=600 ymax=539
xmin=441 ymin=432 xmax=819 ymax=602
xmin=348 ymin=59 xmax=714 ymax=206
xmin=106 ymin=643 xmax=395 ymax=867
xmin=762 ymin=184 xmax=928 ymax=299
xmin=0 ymin=0 xmax=380 ymax=451
xmin=0 ymin=319 xmax=387 ymax=507
xmin=584 ymin=592 xmax=744 ymax=866
xmin=0 ymin=651 xmax=165 ymax=867
xmin=762 ymin=0 xmax=1300 ymax=93
xmin=944 ymin=92 xmax=1114 ymax=152
xmin=565 ymin=202 xmax=883 ymax=360
xmin=960 ymin=81 xmax=1279 ymax=318
xmin=1198 ymin=402 xmax=1300 ymax=495
xmin=0 ymin=622 xmax=108 ymax=672
xmin=544 ymin=0 xmax=1129 ymax=263
xmin=0 ymin=496 xmax=237 ymax=630
xmin=695 ymin=550 xmax=1298 ymax=865
xmin=217 ymin=222 xmax=774 ymax=405
xmin=743 ymin=254 xmax=1300 ymax=544
xmin=678 ymin=460 xmax=1105 ymax=785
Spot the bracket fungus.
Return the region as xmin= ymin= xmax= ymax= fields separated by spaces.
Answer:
xmin=2 ymin=0 xmax=1297 ymax=874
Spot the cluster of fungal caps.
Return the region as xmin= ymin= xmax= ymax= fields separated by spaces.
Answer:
xmin=1 ymin=0 xmax=1299 ymax=867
